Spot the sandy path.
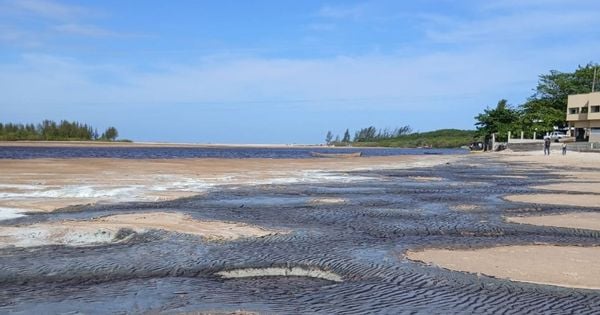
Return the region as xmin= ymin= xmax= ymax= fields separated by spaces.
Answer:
xmin=406 ymin=245 xmax=600 ymax=290
xmin=0 ymin=212 xmax=281 ymax=248
xmin=0 ymin=155 xmax=456 ymax=214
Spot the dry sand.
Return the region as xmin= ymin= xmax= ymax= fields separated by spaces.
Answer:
xmin=0 ymin=155 xmax=455 ymax=214
xmin=216 ymin=267 xmax=343 ymax=282
xmin=506 ymin=212 xmax=600 ymax=231
xmin=498 ymin=150 xmax=600 ymax=226
xmin=309 ymin=197 xmax=347 ymax=205
xmin=406 ymin=245 xmax=600 ymax=290
xmin=408 ymin=176 xmax=444 ymax=182
xmin=0 ymin=212 xmax=281 ymax=248
xmin=450 ymin=204 xmax=480 ymax=211
xmin=504 ymin=194 xmax=600 ymax=207
xmin=409 ymin=150 xmax=600 ymax=290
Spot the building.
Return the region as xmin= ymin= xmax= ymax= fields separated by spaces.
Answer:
xmin=566 ymin=91 xmax=600 ymax=142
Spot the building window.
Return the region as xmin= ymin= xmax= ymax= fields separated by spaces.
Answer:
xmin=581 ymin=106 xmax=589 ymax=113
xmin=592 ymin=106 xmax=600 ymax=113
xmin=569 ymin=107 xmax=579 ymax=114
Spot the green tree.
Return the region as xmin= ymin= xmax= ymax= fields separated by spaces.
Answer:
xmin=342 ymin=129 xmax=351 ymax=142
xmin=474 ymin=99 xmax=520 ymax=141
xmin=101 ymin=127 xmax=119 ymax=141
xmin=325 ymin=131 xmax=333 ymax=145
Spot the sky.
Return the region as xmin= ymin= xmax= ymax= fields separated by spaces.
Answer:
xmin=1 ymin=0 xmax=600 ymax=144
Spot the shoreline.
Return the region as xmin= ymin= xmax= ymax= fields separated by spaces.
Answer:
xmin=0 ymin=140 xmax=325 ymax=148
xmin=0 ymin=140 xmax=467 ymax=150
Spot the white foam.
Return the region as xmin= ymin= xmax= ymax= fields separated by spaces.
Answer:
xmin=150 ymin=178 xmax=215 ymax=192
xmin=0 ymin=184 xmax=40 ymax=190
xmin=0 ymin=226 xmax=119 ymax=248
xmin=0 ymin=185 xmax=142 ymax=200
xmin=0 ymin=207 xmax=27 ymax=221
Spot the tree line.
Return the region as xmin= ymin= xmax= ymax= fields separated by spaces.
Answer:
xmin=325 ymin=126 xmax=475 ymax=148
xmin=325 ymin=126 xmax=412 ymax=145
xmin=325 ymin=125 xmax=412 ymax=145
xmin=0 ymin=120 xmax=120 ymax=141
xmin=475 ymin=63 xmax=599 ymax=141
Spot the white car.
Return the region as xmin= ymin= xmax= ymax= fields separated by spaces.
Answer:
xmin=548 ymin=131 xmax=567 ymax=142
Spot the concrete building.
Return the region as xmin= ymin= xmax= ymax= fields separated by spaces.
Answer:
xmin=566 ymin=91 xmax=600 ymax=142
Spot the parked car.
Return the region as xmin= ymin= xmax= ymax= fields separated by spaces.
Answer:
xmin=548 ymin=131 xmax=567 ymax=142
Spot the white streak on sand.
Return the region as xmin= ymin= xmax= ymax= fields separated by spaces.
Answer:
xmin=216 ymin=267 xmax=343 ymax=282
xmin=0 ymin=212 xmax=283 ymax=248
xmin=0 ymin=207 xmax=27 ymax=221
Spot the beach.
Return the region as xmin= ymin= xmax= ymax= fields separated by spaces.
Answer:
xmin=1 ymin=145 xmax=599 ymax=313
xmin=406 ymin=149 xmax=600 ymax=290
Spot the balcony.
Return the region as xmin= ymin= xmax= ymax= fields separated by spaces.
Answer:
xmin=566 ymin=112 xmax=588 ymax=121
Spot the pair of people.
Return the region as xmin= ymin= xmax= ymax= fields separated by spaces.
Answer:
xmin=544 ymin=137 xmax=567 ymax=155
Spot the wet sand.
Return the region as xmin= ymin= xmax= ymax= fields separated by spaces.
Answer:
xmin=0 ymin=212 xmax=281 ymax=248
xmin=0 ymin=155 xmax=455 ymax=214
xmin=406 ymin=245 xmax=600 ymax=290
xmin=407 ymin=150 xmax=600 ymax=290
xmin=2 ymin=150 xmax=600 ymax=312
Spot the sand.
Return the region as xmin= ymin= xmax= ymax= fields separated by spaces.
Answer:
xmin=506 ymin=212 xmax=600 ymax=231
xmin=408 ymin=150 xmax=600 ymax=290
xmin=406 ymin=245 xmax=600 ymax=290
xmin=309 ymin=197 xmax=347 ymax=205
xmin=504 ymin=194 xmax=600 ymax=207
xmin=497 ymin=150 xmax=600 ymax=228
xmin=408 ymin=176 xmax=444 ymax=182
xmin=450 ymin=204 xmax=480 ymax=211
xmin=0 ymin=155 xmax=455 ymax=214
xmin=216 ymin=267 xmax=343 ymax=282
xmin=0 ymin=212 xmax=281 ymax=248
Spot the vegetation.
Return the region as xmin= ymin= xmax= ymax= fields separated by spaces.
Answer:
xmin=475 ymin=63 xmax=599 ymax=140
xmin=326 ymin=126 xmax=476 ymax=148
xmin=351 ymin=129 xmax=476 ymax=148
xmin=0 ymin=120 xmax=122 ymax=141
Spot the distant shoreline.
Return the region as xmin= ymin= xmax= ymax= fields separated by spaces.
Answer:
xmin=0 ymin=140 xmax=329 ymax=149
xmin=0 ymin=140 xmax=448 ymax=150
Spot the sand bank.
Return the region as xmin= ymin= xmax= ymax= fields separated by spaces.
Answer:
xmin=506 ymin=212 xmax=600 ymax=231
xmin=408 ymin=176 xmax=444 ymax=182
xmin=0 ymin=155 xmax=456 ymax=215
xmin=406 ymin=245 xmax=600 ymax=290
xmin=496 ymin=151 xmax=600 ymax=229
xmin=216 ymin=267 xmax=343 ymax=282
xmin=450 ymin=204 xmax=480 ymax=211
xmin=0 ymin=212 xmax=280 ymax=248
xmin=504 ymin=194 xmax=600 ymax=208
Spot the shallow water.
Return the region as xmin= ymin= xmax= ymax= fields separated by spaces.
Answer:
xmin=1 ymin=155 xmax=599 ymax=314
xmin=0 ymin=145 xmax=466 ymax=159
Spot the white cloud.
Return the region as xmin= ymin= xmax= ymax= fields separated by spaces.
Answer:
xmin=53 ymin=23 xmax=117 ymax=37
xmin=0 ymin=0 xmax=120 ymax=47
xmin=421 ymin=1 xmax=600 ymax=45
xmin=4 ymin=0 xmax=89 ymax=20
xmin=317 ymin=3 xmax=367 ymax=20
xmin=0 ymin=48 xmax=552 ymax=113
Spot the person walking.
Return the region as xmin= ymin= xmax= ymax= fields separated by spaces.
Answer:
xmin=544 ymin=137 xmax=551 ymax=155
xmin=562 ymin=142 xmax=567 ymax=155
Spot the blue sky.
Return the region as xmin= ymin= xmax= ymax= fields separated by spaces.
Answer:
xmin=1 ymin=0 xmax=600 ymax=143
